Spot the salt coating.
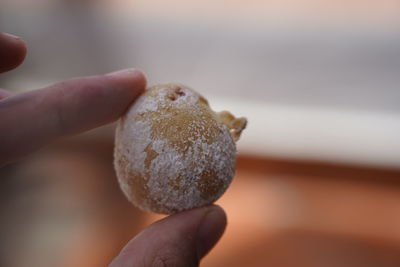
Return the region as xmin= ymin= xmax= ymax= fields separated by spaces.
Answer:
xmin=114 ymin=83 xmax=245 ymax=214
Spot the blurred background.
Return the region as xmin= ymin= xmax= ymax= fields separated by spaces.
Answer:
xmin=1 ymin=0 xmax=400 ymax=266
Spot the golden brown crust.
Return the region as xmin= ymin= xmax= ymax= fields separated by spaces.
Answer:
xmin=114 ymin=83 xmax=245 ymax=214
xmin=217 ymin=111 xmax=247 ymax=142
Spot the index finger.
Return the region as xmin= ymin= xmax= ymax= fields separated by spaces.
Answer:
xmin=0 ymin=69 xmax=146 ymax=165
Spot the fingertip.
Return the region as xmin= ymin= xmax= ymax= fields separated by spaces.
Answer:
xmin=0 ymin=32 xmax=27 ymax=73
xmin=196 ymin=205 xmax=227 ymax=259
xmin=208 ymin=204 xmax=227 ymax=219
xmin=105 ymin=68 xmax=147 ymax=97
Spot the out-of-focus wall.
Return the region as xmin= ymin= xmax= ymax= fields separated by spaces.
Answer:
xmin=1 ymin=0 xmax=400 ymax=167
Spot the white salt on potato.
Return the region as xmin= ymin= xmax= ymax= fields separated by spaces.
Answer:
xmin=114 ymin=83 xmax=246 ymax=214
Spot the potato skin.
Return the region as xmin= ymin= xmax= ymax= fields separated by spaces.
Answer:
xmin=114 ymin=83 xmax=236 ymax=214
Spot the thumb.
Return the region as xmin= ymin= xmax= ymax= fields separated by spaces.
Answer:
xmin=110 ymin=205 xmax=227 ymax=267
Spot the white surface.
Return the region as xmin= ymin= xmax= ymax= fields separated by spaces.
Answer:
xmin=211 ymin=97 xmax=400 ymax=168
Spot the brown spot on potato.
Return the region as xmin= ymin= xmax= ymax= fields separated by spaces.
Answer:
xmin=127 ymin=171 xmax=166 ymax=212
xmin=198 ymin=96 xmax=209 ymax=106
xmin=167 ymin=86 xmax=186 ymax=101
xmin=150 ymin=107 xmax=218 ymax=155
xmin=168 ymin=175 xmax=187 ymax=193
xmin=127 ymin=171 xmax=149 ymax=207
xmin=144 ymin=144 xmax=159 ymax=169
xmin=136 ymin=104 xmax=221 ymax=155
xmin=167 ymin=93 xmax=177 ymax=101
xmin=175 ymin=87 xmax=185 ymax=96
xmin=196 ymin=169 xmax=225 ymax=200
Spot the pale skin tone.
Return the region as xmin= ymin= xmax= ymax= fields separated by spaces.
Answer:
xmin=0 ymin=32 xmax=227 ymax=267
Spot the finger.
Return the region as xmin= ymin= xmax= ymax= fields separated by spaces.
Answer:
xmin=0 ymin=69 xmax=146 ymax=165
xmin=110 ymin=205 xmax=227 ymax=267
xmin=0 ymin=89 xmax=13 ymax=100
xmin=0 ymin=32 xmax=27 ymax=73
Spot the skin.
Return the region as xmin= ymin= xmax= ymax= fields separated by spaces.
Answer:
xmin=0 ymin=32 xmax=227 ymax=267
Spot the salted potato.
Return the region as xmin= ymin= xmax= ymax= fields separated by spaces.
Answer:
xmin=114 ymin=83 xmax=246 ymax=214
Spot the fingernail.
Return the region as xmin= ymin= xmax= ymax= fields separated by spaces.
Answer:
xmin=105 ymin=68 xmax=147 ymax=96
xmin=106 ymin=68 xmax=139 ymax=78
xmin=3 ymin=32 xmax=21 ymax=40
xmin=196 ymin=206 xmax=227 ymax=259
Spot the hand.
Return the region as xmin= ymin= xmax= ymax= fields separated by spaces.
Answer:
xmin=0 ymin=32 xmax=227 ymax=266
xmin=0 ymin=32 xmax=146 ymax=165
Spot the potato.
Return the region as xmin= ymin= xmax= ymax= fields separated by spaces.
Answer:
xmin=114 ymin=83 xmax=246 ymax=214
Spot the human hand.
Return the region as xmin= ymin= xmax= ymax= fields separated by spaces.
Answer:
xmin=0 ymin=32 xmax=227 ymax=266
xmin=0 ymin=32 xmax=146 ymax=165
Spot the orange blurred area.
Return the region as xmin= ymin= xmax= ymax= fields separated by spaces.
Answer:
xmin=1 ymin=128 xmax=400 ymax=266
